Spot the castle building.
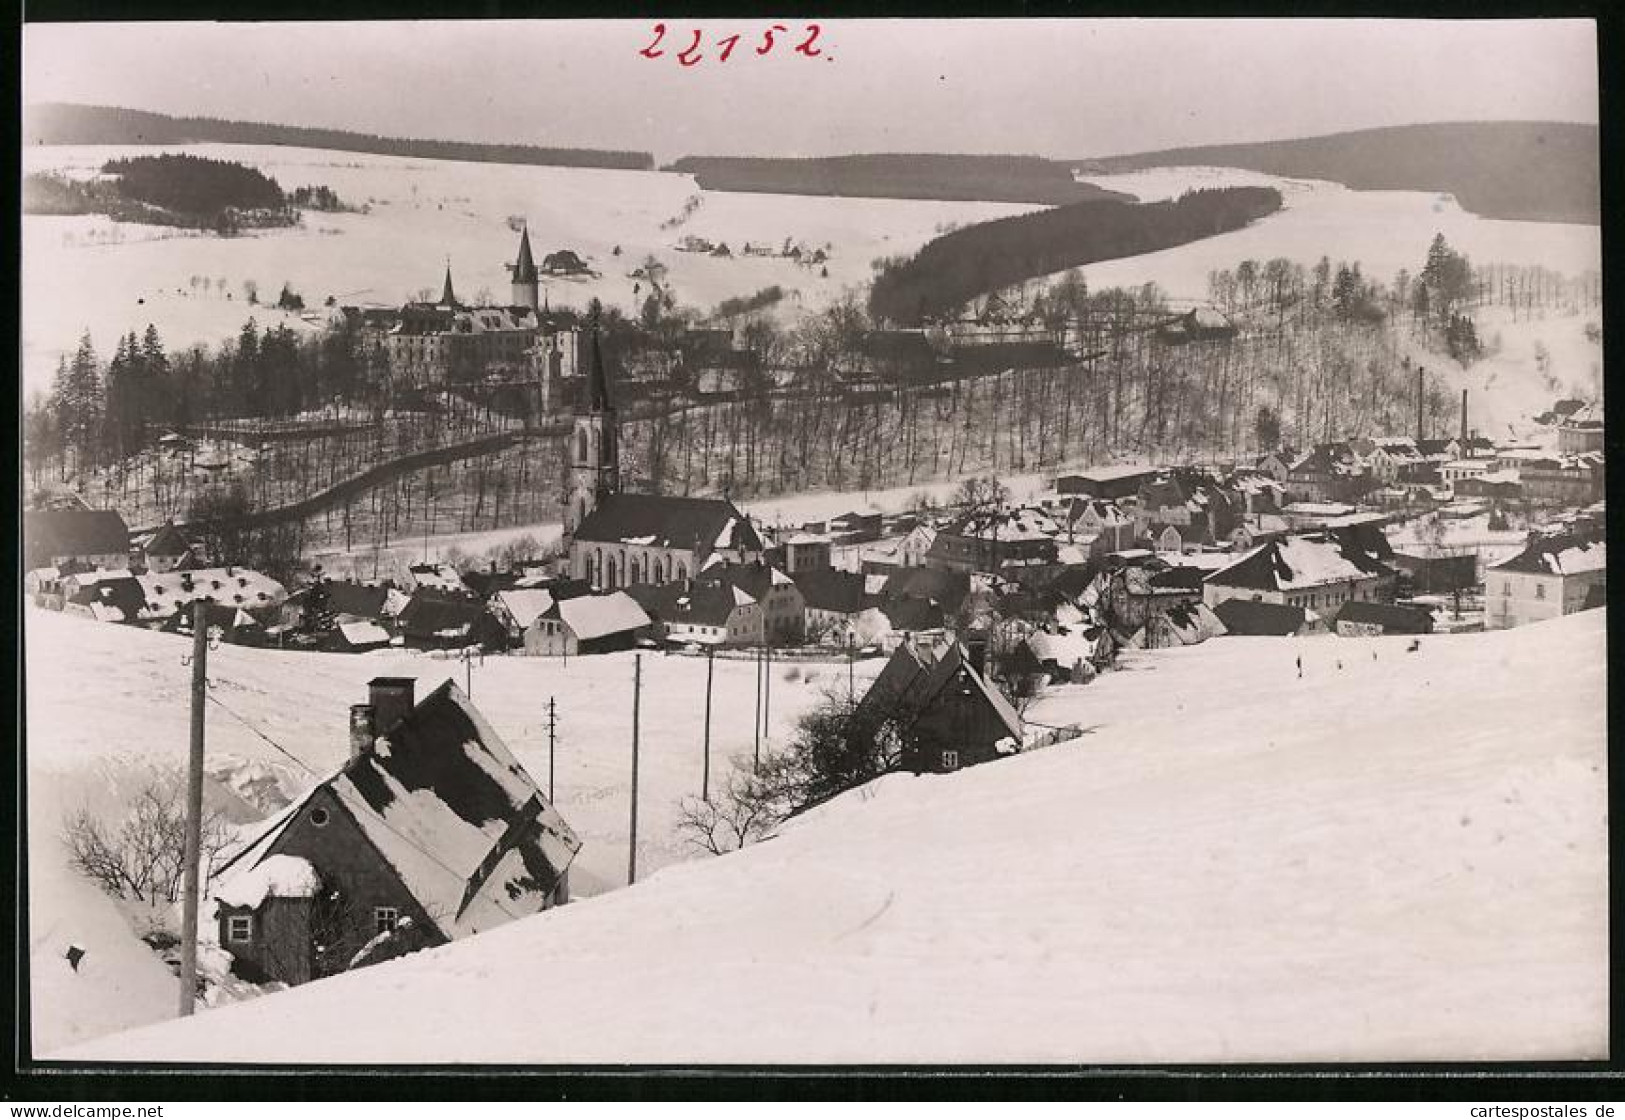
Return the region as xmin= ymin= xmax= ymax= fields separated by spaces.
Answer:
xmin=565 ymin=316 xmax=764 ymax=589
xmin=346 ymin=232 xmax=581 ymax=395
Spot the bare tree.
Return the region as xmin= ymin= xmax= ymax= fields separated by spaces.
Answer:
xmin=62 ymin=769 xmax=235 ymax=904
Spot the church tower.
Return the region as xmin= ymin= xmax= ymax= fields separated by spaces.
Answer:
xmin=439 ymin=261 xmax=459 ymax=308
xmin=565 ymin=309 xmax=619 ymax=536
xmin=511 ymin=227 xmax=540 ymax=311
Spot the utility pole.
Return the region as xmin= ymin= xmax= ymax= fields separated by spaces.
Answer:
xmin=178 ymin=600 xmax=208 ymax=1017
xmin=763 ymin=643 xmax=772 ymax=747
xmin=546 ymin=696 xmax=558 ymax=802
xmin=753 ymin=645 xmax=763 ymax=770
xmin=628 ymin=654 xmax=641 ymax=886
xmin=702 ymin=645 xmax=714 ymax=802
xmin=848 ymin=636 xmax=856 ymax=702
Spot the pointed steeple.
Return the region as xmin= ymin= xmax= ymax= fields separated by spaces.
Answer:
xmin=514 ymin=227 xmax=539 ymax=285
xmin=586 ymin=304 xmax=613 ymax=413
xmin=440 ymin=259 xmax=457 ymax=307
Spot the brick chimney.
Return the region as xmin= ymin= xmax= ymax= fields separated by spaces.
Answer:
xmin=368 ymin=677 xmax=416 ymax=735
xmin=349 ymin=703 xmax=376 ymax=761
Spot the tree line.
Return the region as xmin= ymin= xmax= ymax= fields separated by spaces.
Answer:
xmin=868 ymin=186 xmax=1284 ymax=325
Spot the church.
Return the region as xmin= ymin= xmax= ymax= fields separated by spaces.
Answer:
xmin=564 ymin=322 xmax=764 ymax=589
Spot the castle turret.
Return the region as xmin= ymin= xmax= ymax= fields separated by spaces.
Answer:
xmin=565 ymin=308 xmax=619 ymax=536
xmin=511 ymin=227 xmax=540 ymax=311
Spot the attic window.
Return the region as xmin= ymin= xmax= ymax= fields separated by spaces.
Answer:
xmin=309 ymin=807 xmax=330 ymax=827
xmin=374 ymin=907 xmax=399 ymax=935
xmin=227 ymin=915 xmax=253 ymax=943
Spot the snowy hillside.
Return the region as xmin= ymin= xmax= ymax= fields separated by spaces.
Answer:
xmin=26 ymin=606 xmax=874 ymax=1054
xmin=62 ymin=610 xmax=1607 ymax=1064
xmin=21 ymin=142 xmax=1041 ymax=392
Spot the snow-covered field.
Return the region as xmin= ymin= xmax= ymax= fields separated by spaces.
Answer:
xmin=21 ymin=143 xmax=1042 ymax=394
xmin=26 ymin=606 xmax=881 ymax=1055
xmin=58 ymin=609 xmax=1607 ymax=1064
xmin=23 ymin=149 xmax=1600 ymax=404
xmin=1069 ymin=166 xmax=1601 ymax=301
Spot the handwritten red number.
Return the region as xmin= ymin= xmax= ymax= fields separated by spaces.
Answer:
xmin=795 ymin=23 xmax=823 ymax=57
xmin=639 ymin=23 xmax=666 ymax=59
xmin=716 ymin=33 xmax=741 ymax=62
xmin=677 ymin=28 xmax=704 ymax=66
xmin=758 ymin=24 xmax=787 ymax=54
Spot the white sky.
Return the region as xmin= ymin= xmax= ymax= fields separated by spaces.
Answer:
xmin=22 ymin=19 xmax=1598 ymax=164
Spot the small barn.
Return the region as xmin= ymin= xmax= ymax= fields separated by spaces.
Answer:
xmin=1332 ymin=600 xmax=1436 ymax=638
xmin=527 ymin=591 xmax=652 ymax=656
xmin=1211 ymin=598 xmax=1308 ymax=637
xmin=855 ymin=640 xmax=1026 ymax=775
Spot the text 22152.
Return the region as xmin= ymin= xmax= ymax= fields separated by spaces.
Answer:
xmin=638 ymin=23 xmax=831 ymax=67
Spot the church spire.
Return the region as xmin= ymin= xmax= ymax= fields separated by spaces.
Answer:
xmin=440 ymin=259 xmax=458 ymax=307
xmin=586 ymin=303 xmax=613 ymax=413
xmin=514 ymin=227 xmax=538 ymax=285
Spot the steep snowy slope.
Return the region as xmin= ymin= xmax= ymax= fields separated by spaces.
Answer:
xmin=26 ymin=606 xmax=870 ymax=1054
xmin=63 ymin=611 xmax=1607 ymax=1064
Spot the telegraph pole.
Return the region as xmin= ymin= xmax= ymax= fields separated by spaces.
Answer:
xmin=762 ymin=643 xmax=773 ymax=747
xmin=701 ymin=645 xmax=714 ymax=802
xmin=628 ymin=654 xmax=641 ymax=886
xmin=178 ymin=600 xmax=208 ymax=1017
xmin=753 ymin=645 xmax=763 ymax=770
xmin=546 ymin=696 xmax=558 ymax=802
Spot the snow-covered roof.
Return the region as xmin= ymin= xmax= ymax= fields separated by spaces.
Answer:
xmin=496 ymin=589 xmax=556 ymax=631
xmin=558 ymin=591 xmax=652 ymax=641
xmin=214 ymin=854 xmax=320 ymax=911
xmin=1207 ymin=535 xmax=1391 ymax=593
xmin=1491 ymin=538 xmax=1606 ymax=577
xmin=136 ymin=567 xmax=287 ymax=619
xmin=338 ymin=620 xmax=392 ymax=646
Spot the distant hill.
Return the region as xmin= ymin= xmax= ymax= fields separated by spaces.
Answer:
xmin=666 ymin=154 xmax=1131 ymax=206
xmin=1073 ymin=121 xmax=1598 ymax=225
xmin=24 ymin=103 xmax=656 ymax=172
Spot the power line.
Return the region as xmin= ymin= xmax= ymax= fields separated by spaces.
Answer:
xmin=204 ymin=692 xmax=321 ymax=777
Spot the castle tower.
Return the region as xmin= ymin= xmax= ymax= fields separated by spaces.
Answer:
xmin=511 ymin=227 xmax=540 ymax=311
xmin=565 ymin=310 xmax=619 ymax=536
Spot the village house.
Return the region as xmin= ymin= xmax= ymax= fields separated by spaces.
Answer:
xmin=210 ymin=677 xmax=580 ymax=986
xmin=135 ymin=521 xmax=194 ymax=574
xmin=1202 ymin=533 xmax=1396 ymax=615
xmin=1128 ymin=599 xmax=1227 ymax=649
xmin=697 ymin=561 xmax=806 ymax=645
xmin=136 ymin=566 xmax=288 ymax=624
xmin=770 ymin=532 xmax=834 ymax=575
xmin=279 ymin=580 xmax=391 ymax=632
xmin=526 ymin=591 xmax=652 ymax=656
xmin=1519 ymin=453 xmax=1605 ymax=507
xmin=792 ymin=567 xmax=871 ymax=645
xmin=1483 ymin=532 xmax=1606 ymax=630
xmin=393 ymin=591 xmax=508 ymax=651
xmin=1055 ymin=497 xmax=1136 ymax=555
xmin=1557 ymin=402 xmax=1604 ymax=455
xmin=854 ymin=639 xmax=1026 ymax=775
xmin=62 ymin=571 xmax=147 ymax=624
xmin=627 ymin=581 xmax=757 ymax=646
xmin=925 ymin=507 xmax=1061 ymax=576
xmin=24 ymin=508 xmax=131 ymax=573
xmin=896 ymin=523 xmax=939 ymax=569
